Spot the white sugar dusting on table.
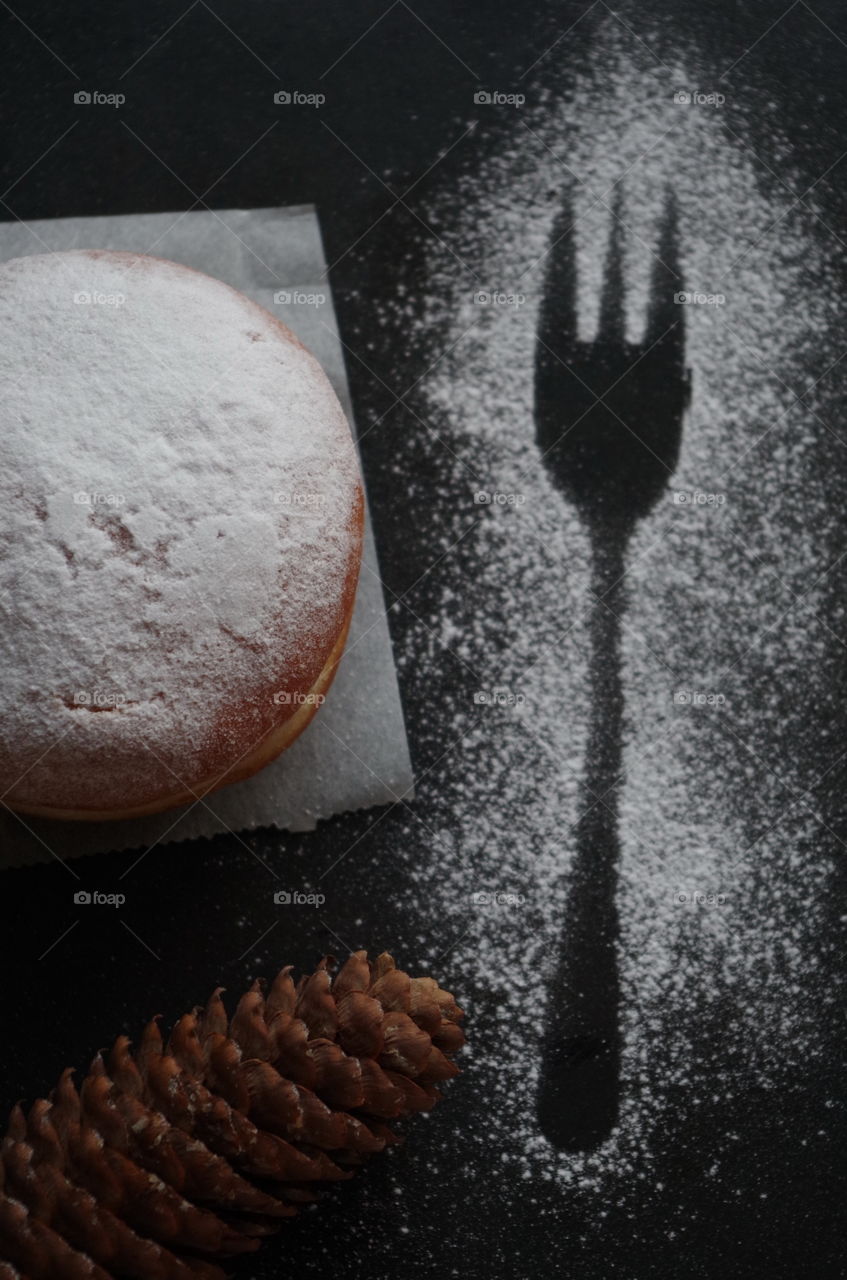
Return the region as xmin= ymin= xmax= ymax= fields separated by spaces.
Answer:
xmin=380 ymin=21 xmax=844 ymax=1190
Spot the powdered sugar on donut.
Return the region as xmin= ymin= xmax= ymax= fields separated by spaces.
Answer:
xmin=0 ymin=251 xmax=362 ymax=812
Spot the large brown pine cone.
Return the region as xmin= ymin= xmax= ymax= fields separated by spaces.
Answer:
xmin=0 ymin=950 xmax=465 ymax=1279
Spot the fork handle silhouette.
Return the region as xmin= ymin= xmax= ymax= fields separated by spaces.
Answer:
xmin=536 ymin=525 xmax=628 ymax=1150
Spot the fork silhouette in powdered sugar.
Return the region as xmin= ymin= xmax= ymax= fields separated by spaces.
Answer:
xmin=533 ymin=187 xmax=690 ymax=1150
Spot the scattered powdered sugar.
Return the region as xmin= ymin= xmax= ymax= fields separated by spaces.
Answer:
xmin=0 ymin=251 xmax=361 ymax=810
xmin=370 ymin=20 xmax=846 ymax=1194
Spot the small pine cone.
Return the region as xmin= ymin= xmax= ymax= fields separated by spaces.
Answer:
xmin=1 ymin=951 xmax=464 ymax=1278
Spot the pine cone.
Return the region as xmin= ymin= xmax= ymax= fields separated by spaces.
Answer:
xmin=0 ymin=950 xmax=465 ymax=1279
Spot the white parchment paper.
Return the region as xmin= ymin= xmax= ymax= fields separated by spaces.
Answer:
xmin=0 ymin=206 xmax=413 ymax=865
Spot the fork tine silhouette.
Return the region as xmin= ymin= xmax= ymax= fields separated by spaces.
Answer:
xmin=536 ymin=197 xmax=579 ymax=354
xmin=597 ymin=186 xmax=626 ymax=345
xmin=534 ymin=185 xmax=690 ymax=1151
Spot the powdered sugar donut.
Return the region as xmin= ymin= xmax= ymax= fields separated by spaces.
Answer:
xmin=0 ymin=250 xmax=364 ymax=820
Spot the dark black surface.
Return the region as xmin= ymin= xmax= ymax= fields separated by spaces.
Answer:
xmin=2 ymin=3 xmax=847 ymax=1277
